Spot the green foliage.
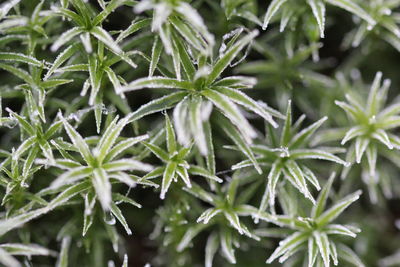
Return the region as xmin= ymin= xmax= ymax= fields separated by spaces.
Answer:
xmin=0 ymin=0 xmax=399 ymax=266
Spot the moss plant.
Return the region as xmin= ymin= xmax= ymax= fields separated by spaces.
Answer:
xmin=0 ymin=0 xmax=400 ymax=266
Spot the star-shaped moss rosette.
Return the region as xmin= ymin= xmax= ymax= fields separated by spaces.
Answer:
xmin=343 ymin=0 xmax=400 ymax=52
xmin=257 ymin=175 xmax=363 ymax=267
xmin=315 ymin=72 xmax=400 ymax=202
xmin=142 ymin=113 xmax=222 ymax=199
xmin=232 ymin=101 xmax=348 ymax=213
xmin=177 ymin=176 xmax=261 ymax=266
xmin=47 ymin=113 xmax=152 ymax=211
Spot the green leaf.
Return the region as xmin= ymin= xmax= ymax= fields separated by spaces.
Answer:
xmin=326 ymin=0 xmax=375 ymax=26
xmin=91 ymin=26 xmax=123 ymax=55
xmin=224 ymin=211 xmax=249 ymax=236
xmin=88 ymin=54 xmax=101 ymax=106
xmin=289 ymin=116 xmax=328 ymax=149
xmin=188 ymin=165 xmax=222 ymax=183
xmin=324 ymin=224 xmax=358 ymax=238
xmin=284 ymin=160 xmax=315 ymax=204
xmin=188 ymin=95 xmax=209 ymax=155
xmin=119 ymin=76 xmax=193 ymax=94
xmin=103 ymin=159 xmax=153 ymax=172
xmin=116 ymin=18 xmax=151 ymax=43
xmin=204 ymin=120 xmax=216 ymax=175
xmin=104 ymin=66 xmax=122 ymax=92
xmin=266 ymin=162 xmax=283 ymax=209
xmin=126 ymin=92 xmax=187 ymax=123
xmin=149 ymin=36 xmax=162 ymax=77
xmin=55 ymin=7 xmax=83 ymax=25
xmin=143 ymin=142 xmax=169 ymax=162
xmin=220 ymin=229 xmax=236 ymax=264
xmin=164 ymin=113 xmax=177 ymax=154
xmin=12 ymin=136 xmax=35 ymax=160
xmin=169 ymin=16 xmax=205 ymax=54
xmin=312 ymin=173 xmax=335 ymax=218
xmin=290 ymin=149 xmax=348 ymax=166
xmin=302 ymin=166 xmax=321 ymax=190
xmin=113 ymin=193 xmax=141 ymax=208
xmin=371 ymin=129 xmax=393 ymax=149
xmin=266 ymin=231 xmax=308 ymax=264
xmin=366 ymin=144 xmax=377 ymax=176
xmin=160 ymin=161 xmax=177 ymax=199
xmin=313 ymin=231 xmax=330 ymax=267
xmin=110 ymin=202 xmax=132 ymax=235
xmin=0 ymin=243 xmax=52 ymax=256
xmin=175 ymin=2 xmax=214 ymax=51
xmin=172 ymin=33 xmax=196 ymax=79
xmin=104 ymin=134 xmax=149 ymax=162
xmin=307 ymin=0 xmax=326 ymax=38
xmin=122 ymin=254 xmax=128 ymax=267
xmin=335 ymin=100 xmax=362 ymax=122
xmin=218 ymin=115 xmax=261 ymax=174
xmin=202 ymin=89 xmax=256 ymax=143
xmin=308 ymin=237 xmax=318 ymax=267
xmin=213 ymin=86 xmax=279 ymax=128
xmin=59 ymin=114 xmax=93 ymax=164
xmin=354 ymin=137 xmax=369 ymax=163
xmin=56 ymin=237 xmax=71 ymax=267
xmin=92 ymin=168 xmax=112 ymax=211
xmin=183 ymin=182 xmax=215 ymax=204
xmin=366 ymin=71 xmax=383 ymax=116
xmin=80 ymin=32 xmax=92 ymax=53
xmin=93 ymin=0 xmax=125 ymax=26
xmin=0 ymin=63 xmax=34 ymax=85
xmin=6 ymin=108 xmax=35 ymax=135
xmin=0 ymin=0 xmax=21 ymax=20
xmin=41 ymin=79 xmax=73 ymax=89
xmin=51 ymin=26 xmax=82 ymax=52
xmin=205 ymin=233 xmax=219 ymax=267
xmin=213 ymin=76 xmax=257 ymax=89
xmin=0 ymin=248 xmax=20 ymax=267
xmin=341 ymin=126 xmax=365 ymax=145
xmin=50 ymin=166 xmax=93 ymax=189
xmin=176 ymin=223 xmax=208 ymax=252
xmin=207 ymin=30 xmax=258 ymax=84
xmin=263 ymin=0 xmax=288 ymax=30
xmin=176 ymin=165 xmax=191 ymax=188
xmin=96 ymin=116 xmax=128 ymax=163
xmin=337 ymin=244 xmax=365 ymax=267
xmin=0 ymin=181 xmax=90 ymax=236
xmin=0 ymin=52 xmax=42 ymax=66
xmin=47 ymin=181 xmax=91 ymax=210
xmin=281 ymin=100 xmax=292 ymax=146
xmin=316 ymin=190 xmax=362 ymax=226
xmin=197 ymin=208 xmax=222 ymax=224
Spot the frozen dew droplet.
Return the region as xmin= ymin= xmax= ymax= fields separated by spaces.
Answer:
xmin=104 ymin=211 xmax=116 ymax=225
xmin=382 ymin=8 xmax=391 ymax=16
xmin=369 ymin=115 xmax=376 ymax=125
xmin=219 ymin=27 xmax=244 ymax=55
xmin=350 ymin=68 xmax=361 ymax=80
xmin=20 ymin=181 xmax=29 ymax=188
xmin=278 ymin=147 xmax=290 ymax=158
